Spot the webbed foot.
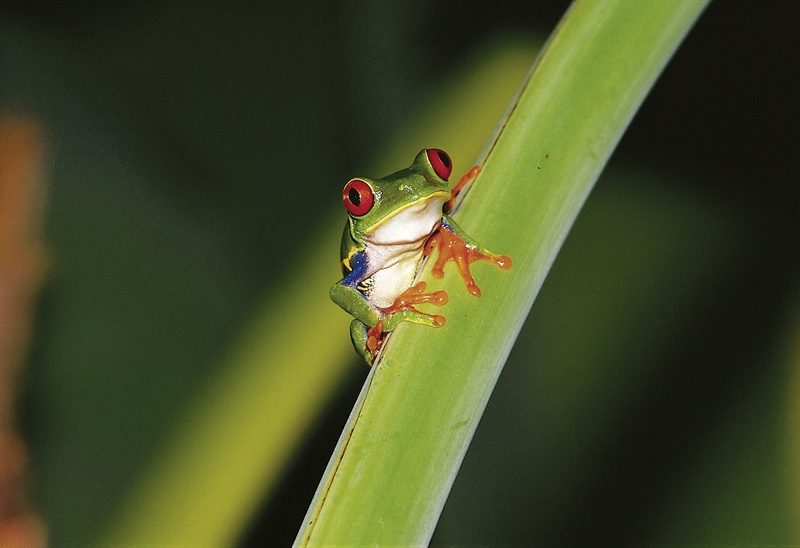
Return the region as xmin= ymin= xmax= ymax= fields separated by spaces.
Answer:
xmin=424 ymin=227 xmax=511 ymax=297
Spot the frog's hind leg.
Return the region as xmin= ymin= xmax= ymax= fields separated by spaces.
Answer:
xmin=349 ymin=319 xmax=375 ymax=364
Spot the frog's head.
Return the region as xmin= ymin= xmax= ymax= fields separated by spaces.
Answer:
xmin=342 ymin=149 xmax=453 ymax=245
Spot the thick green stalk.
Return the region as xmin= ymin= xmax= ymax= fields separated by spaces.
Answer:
xmin=296 ymin=0 xmax=709 ymax=545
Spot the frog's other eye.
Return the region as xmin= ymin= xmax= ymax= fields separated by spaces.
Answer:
xmin=426 ymin=148 xmax=452 ymax=181
xmin=342 ymin=178 xmax=375 ymax=216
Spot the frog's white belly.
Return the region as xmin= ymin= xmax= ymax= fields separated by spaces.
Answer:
xmin=361 ymin=195 xmax=447 ymax=308
xmin=364 ymin=240 xmax=427 ymax=308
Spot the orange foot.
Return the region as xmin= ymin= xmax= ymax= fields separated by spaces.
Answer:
xmin=424 ymin=227 xmax=512 ymax=297
xmin=365 ymin=281 xmax=448 ymax=355
xmin=445 ymin=165 xmax=481 ymax=213
xmin=366 ymin=320 xmax=384 ymax=356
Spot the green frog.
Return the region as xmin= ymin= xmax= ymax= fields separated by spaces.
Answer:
xmin=330 ymin=148 xmax=511 ymax=364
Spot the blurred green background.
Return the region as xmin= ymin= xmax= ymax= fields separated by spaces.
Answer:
xmin=1 ymin=0 xmax=798 ymax=545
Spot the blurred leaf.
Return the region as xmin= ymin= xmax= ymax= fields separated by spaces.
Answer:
xmin=788 ymin=295 xmax=800 ymax=542
xmin=643 ymin=289 xmax=799 ymax=545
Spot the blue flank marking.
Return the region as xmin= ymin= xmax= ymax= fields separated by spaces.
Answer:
xmin=342 ymin=251 xmax=368 ymax=287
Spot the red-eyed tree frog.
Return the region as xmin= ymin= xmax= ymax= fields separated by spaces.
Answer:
xmin=330 ymin=148 xmax=511 ymax=364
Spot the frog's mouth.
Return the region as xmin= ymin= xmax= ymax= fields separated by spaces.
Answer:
xmin=364 ymin=191 xmax=449 ymax=246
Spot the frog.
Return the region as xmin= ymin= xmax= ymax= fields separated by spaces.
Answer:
xmin=330 ymin=148 xmax=511 ymax=364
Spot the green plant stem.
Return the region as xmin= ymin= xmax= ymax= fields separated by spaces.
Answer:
xmin=296 ymin=0 xmax=709 ymax=545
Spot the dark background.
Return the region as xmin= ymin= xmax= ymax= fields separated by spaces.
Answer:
xmin=1 ymin=1 xmax=798 ymax=545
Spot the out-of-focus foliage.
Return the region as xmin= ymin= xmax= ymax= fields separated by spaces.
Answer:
xmin=0 ymin=0 xmax=797 ymax=545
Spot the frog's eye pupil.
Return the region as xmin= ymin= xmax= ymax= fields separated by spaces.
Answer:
xmin=426 ymin=148 xmax=452 ymax=180
xmin=342 ymin=179 xmax=374 ymax=216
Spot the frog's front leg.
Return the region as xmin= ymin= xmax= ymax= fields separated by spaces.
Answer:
xmin=330 ymin=279 xmax=447 ymax=332
xmin=331 ymin=277 xmax=447 ymax=364
xmin=362 ymin=281 xmax=447 ymax=361
xmin=379 ymin=281 xmax=447 ymax=331
xmin=424 ymin=214 xmax=512 ymax=297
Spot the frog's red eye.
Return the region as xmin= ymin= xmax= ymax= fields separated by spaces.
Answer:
xmin=426 ymin=148 xmax=452 ymax=181
xmin=342 ymin=178 xmax=375 ymax=216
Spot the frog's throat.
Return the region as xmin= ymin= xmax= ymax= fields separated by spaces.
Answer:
xmin=356 ymin=190 xmax=449 ymax=243
xmin=362 ymin=226 xmax=433 ymax=250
